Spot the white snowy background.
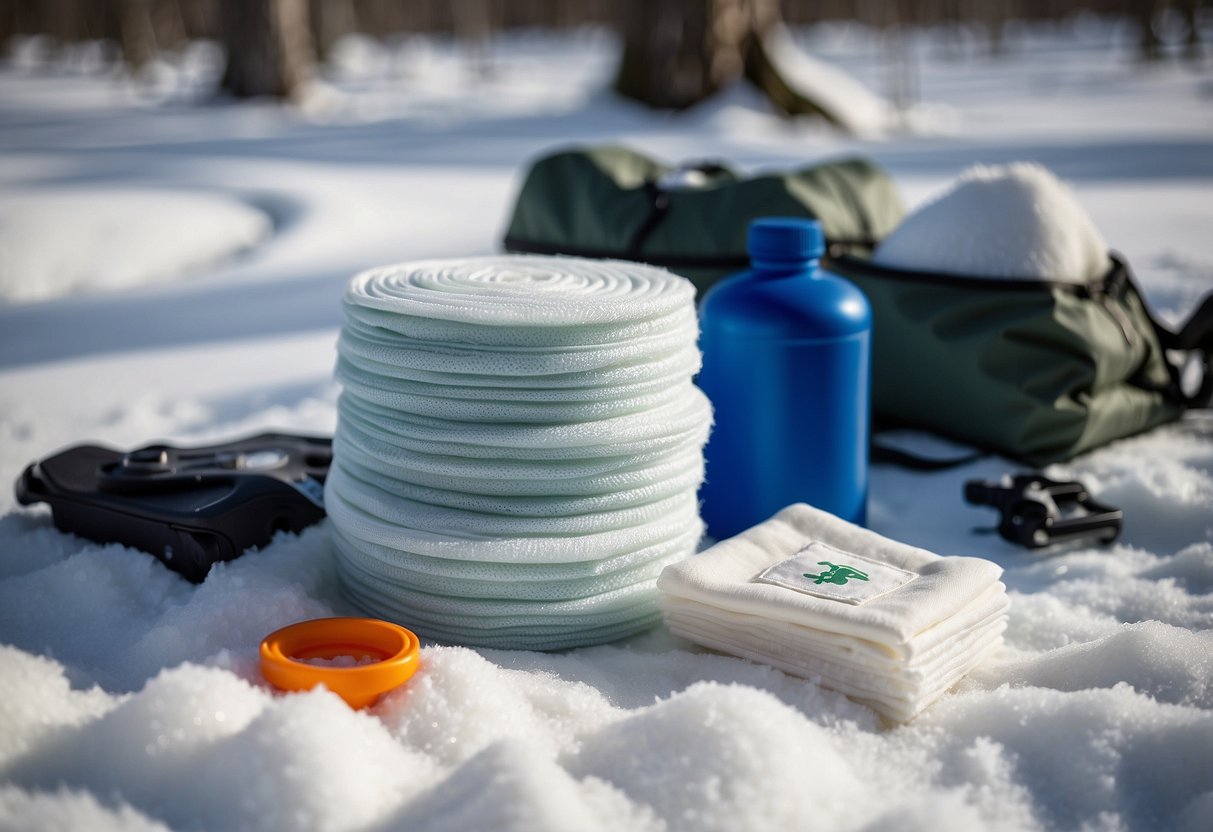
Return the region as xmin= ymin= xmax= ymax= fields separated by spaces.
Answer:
xmin=1 ymin=18 xmax=1212 ymax=832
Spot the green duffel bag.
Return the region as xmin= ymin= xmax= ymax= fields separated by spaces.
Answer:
xmin=503 ymin=144 xmax=904 ymax=293
xmin=502 ymin=144 xmax=1212 ymax=466
xmin=826 ymin=253 xmax=1211 ymax=466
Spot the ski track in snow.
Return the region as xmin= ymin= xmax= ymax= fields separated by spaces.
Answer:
xmin=1 ymin=22 xmax=1212 ymax=832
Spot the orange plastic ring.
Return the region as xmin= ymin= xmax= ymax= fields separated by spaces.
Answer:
xmin=259 ymin=617 xmax=421 ymax=709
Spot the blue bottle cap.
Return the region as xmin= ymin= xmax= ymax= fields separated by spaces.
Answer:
xmin=747 ymin=218 xmax=825 ymax=263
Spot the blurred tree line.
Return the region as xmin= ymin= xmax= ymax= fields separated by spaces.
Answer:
xmin=0 ymin=0 xmax=1204 ymax=107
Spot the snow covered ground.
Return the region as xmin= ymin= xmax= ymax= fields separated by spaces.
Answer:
xmin=1 ymin=18 xmax=1212 ymax=832
xmin=0 ymin=188 xmax=269 ymax=304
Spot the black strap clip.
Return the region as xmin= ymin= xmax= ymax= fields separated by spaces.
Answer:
xmin=963 ymin=474 xmax=1123 ymax=549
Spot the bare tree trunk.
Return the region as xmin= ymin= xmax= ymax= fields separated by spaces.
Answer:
xmin=743 ymin=0 xmax=841 ymax=120
xmin=453 ymin=0 xmax=492 ymax=77
xmin=179 ymin=0 xmax=219 ymax=40
xmin=354 ymin=0 xmax=411 ymax=38
xmin=218 ymin=0 xmax=314 ymax=99
xmin=150 ymin=0 xmax=189 ymax=52
xmin=614 ymin=0 xmax=744 ymax=110
xmin=1130 ymin=0 xmax=1160 ymax=61
xmin=117 ymin=0 xmax=156 ymax=68
xmin=1180 ymin=0 xmax=1203 ymax=62
xmin=39 ymin=0 xmax=88 ymax=52
xmin=614 ymin=0 xmax=848 ymax=129
xmin=309 ymin=0 xmax=354 ymax=64
xmin=0 ymin=0 xmax=19 ymax=46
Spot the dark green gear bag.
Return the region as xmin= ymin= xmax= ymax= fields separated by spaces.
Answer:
xmin=826 ymin=253 xmax=1211 ymax=466
xmin=503 ymin=144 xmax=904 ymax=293
xmin=502 ymin=145 xmax=1212 ymax=466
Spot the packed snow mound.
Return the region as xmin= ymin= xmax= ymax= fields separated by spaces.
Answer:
xmin=873 ymin=163 xmax=1110 ymax=283
xmin=0 ymin=189 xmax=270 ymax=304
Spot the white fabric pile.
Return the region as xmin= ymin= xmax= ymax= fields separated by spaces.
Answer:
xmin=658 ymin=503 xmax=1008 ymax=722
xmin=872 ymin=162 xmax=1110 ymax=283
xmin=326 ymin=256 xmax=711 ymax=650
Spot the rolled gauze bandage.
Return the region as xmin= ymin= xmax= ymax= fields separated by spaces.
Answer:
xmin=344 ymin=257 xmax=695 ymax=329
xmin=336 ymin=389 xmax=712 ymax=462
xmin=328 ymin=256 xmax=710 ymax=650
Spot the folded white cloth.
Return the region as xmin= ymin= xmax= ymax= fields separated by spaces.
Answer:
xmin=661 ymin=585 xmax=1009 ymax=669
xmin=658 ymin=503 xmax=1008 ymax=721
xmin=679 ymin=632 xmax=1005 ymax=723
xmin=663 ymin=602 xmax=1005 ymax=689
xmin=664 ymin=612 xmax=1005 ymax=721
xmin=658 ymin=503 xmax=1004 ymax=646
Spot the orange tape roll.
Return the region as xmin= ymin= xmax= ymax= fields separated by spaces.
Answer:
xmin=260 ymin=617 xmax=421 ymax=709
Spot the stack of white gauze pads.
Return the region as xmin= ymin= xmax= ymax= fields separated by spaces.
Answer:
xmin=658 ymin=503 xmax=1008 ymax=722
xmin=326 ymin=256 xmax=711 ymax=650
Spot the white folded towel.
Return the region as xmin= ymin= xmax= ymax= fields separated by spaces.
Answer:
xmin=665 ymin=612 xmax=1005 ymax=721
xmin=662 ymin=585 xmax=1009 ymax=669
xmin=658 ymin=503 xmax=1007 ymax=721
xmin=658 ymin=503 xmax=1004 ymax=646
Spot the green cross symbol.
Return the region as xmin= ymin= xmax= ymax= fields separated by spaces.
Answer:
xmin=804 ymin=561 xmax=870 ymax=586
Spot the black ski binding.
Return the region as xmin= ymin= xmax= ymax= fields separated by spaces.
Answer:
xmin=963 ymin=473 xmax=1122 ymax=549
xmin=15 ymin=432 xmax=332 ymax=583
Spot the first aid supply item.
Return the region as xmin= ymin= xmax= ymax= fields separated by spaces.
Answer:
xmin=658 ymin=503 xmax=1008 ymax=722
xmin=328 ymin=256 xmax=710 ymax=650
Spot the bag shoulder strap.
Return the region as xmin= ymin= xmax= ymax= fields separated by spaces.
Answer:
xmin=1156 ymin=293 xmax=1213 ymax=355
xmin=1117 ymin=254 xmax=1213 ymax=407
xmin=870 ymin=441 xmax=990 ymax=470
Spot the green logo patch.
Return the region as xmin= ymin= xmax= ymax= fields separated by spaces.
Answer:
xmin=753 ymin=542 xmax=918 ymax=605
xmin=803 ymin=561 xmax=870 ymax=586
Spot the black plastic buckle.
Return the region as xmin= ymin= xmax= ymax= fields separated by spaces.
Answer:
xmin=963 ymin=473 xmax=1122 ymax=549
xmin=15 ymin=433 xmax=331 ymax=583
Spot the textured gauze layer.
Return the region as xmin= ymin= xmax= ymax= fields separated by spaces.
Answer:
xmin=328 ymin=255 xmax=710 ymax=650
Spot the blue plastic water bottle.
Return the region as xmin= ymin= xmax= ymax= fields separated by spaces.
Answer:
xmin=697 ymin=218 xmax=871 ymax=539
